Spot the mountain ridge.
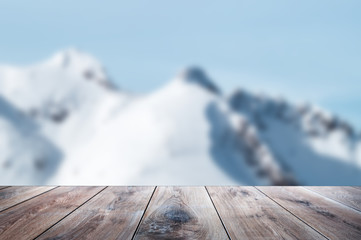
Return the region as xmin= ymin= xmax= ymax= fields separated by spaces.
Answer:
xmin=0 ymin=49 xmax=360 ymax=185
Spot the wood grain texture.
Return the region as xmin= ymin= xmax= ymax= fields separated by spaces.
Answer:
xmin=37 ymin=186 xmax=155 ymax=240
xmin=305 ymin=186 xmax=361 ymax=212
xmin=258 ymin=186 xmax=361 ymax=239
xmin=0 ymin=186 xmax=56 ymax=212
xmin=134 ymin=186 xmax=229 ymax=240
xmin=207 ymin=186 xmax=324 ymax=240
xmin=0 ymin=186 xmax=104 ymax=240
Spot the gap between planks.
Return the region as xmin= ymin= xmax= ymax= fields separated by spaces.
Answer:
xmin=303 ymin=186 xmax=361 ymax=213
xmin=34 ymin=186 xmax=108 ymax=239
xmin=205 ymin=186 xmax=231 ymax=240
xmin=131 ymin=186 xmax=157 ymax=240
xmin=0 ymin=186 xmax=59 ymax=213
xmin=132 ymin=186 xmax=229 ymax=239
xmin=254 ymin=186 xmax=329 ymax=239
xmin=257 ymin=186 xmax=361 ymax=239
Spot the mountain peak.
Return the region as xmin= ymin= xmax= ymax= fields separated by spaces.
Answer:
xmin=176 ymin=67 xmax=221 ymax=94
xmin=49 ymin=48 xmax=100 ymax=68
xmin=46 ymin=48 xmax=116 ymax=89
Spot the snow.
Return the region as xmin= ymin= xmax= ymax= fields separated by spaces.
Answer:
xmin=50 ymin=76 xmax=240 ymax=185
xmin=0 ymin=49 xmax=361 ymax=185
xmin=228 ymin=88 xmax=361 ymax=185
xmin=0 ymin=48 xmax=114 ymax=114
xmin=0 ymin=96 xmax=62 ymax=184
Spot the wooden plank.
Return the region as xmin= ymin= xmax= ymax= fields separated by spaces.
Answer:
xmin=258 ymin=186 xmax=361 ymax=239
xmin=207 ymin=186 xmax=324 ymax=239
xmin=134 ymin=186 xmax=229 ymax=240
xmin=36 ymin=186 xmax=155 ymax=240
xmin=0 ymin=186 xmax=56 ymax=212
xmin=0 ymin=186 xmax=104 ymax=240
xmin=305 ymin=186 xmax=361 ymax=212
xmin=0 ymin=186 xmax=9 ymax=190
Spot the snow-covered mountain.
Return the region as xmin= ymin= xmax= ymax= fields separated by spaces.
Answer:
xmin=1 ymin=49 xmax=360 ymax=185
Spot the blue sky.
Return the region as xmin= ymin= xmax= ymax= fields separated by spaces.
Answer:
xmin=0 ymin=0 xmax=360 ymax=128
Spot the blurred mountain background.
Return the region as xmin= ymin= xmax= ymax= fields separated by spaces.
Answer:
xmin=1 ymin=1 xmax=360 ymax=185
xmin=0 ymin=49 xmax=360 ymax=185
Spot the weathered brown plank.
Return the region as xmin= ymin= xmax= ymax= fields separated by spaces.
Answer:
xmin=0 ymin=186 xmax=104 ymax=240
xmin=134 ymin=186 xmax=229 ymax=240
xmin=0 ymin=186 xmax=9 ymax=190
xmin=36 ymin=186 xmax=155 ymax=240
xmin=305 ymin=186 xmax=361 ymax=212
xmin=0 ymin=186 xmax=56 ymax=212
xmin=207 ymin=186 xmax=324 ymax=239
xmin=258 ymin=186 xmax=361 ymax=239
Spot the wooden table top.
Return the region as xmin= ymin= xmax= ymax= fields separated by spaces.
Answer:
xmin=0 ymin=186 xmax=360 ymax=239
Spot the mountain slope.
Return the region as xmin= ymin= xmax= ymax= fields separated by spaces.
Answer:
xmin=229 ymin=89 xmax=361 ymax=185
xmin=0 ymin=96 xmax=62 ymax=184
